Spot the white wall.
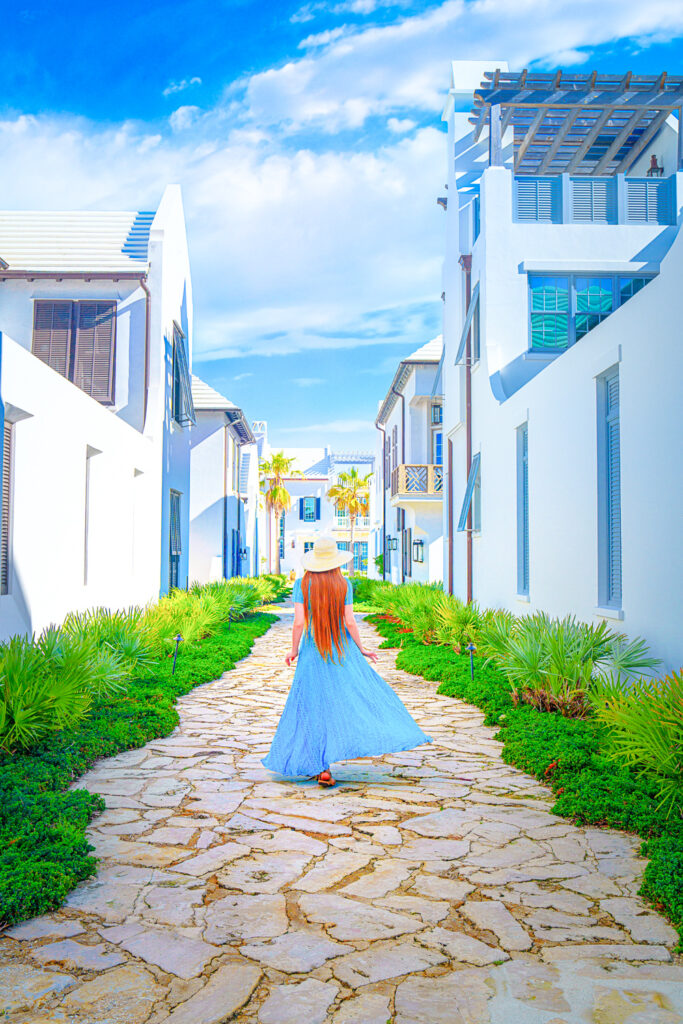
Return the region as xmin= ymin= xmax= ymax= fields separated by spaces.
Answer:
xmin=0 ymin=337 xmax=159 ymax=638
xmin=441 ymin=147 xmax=683 ymax=670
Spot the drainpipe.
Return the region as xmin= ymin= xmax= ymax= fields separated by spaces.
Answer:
xmin=374 ymin=421 xmax=387 ymax=580
xmin=139 ymin=276 xmax=151 ymax=431
xmin=223 ymin=425 xmax=229 ymax=579
xmin=459 ymin=254 xmax=474 ymax=603
xmin=390 ymin=386 xmax=406 ymax=584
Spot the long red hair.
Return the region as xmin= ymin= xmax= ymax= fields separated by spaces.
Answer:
xmin=302 ymin=568 xmax=347 ymax=661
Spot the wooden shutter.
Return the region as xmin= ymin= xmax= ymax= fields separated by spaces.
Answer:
xmin=515 ymin=177 xmax=560 ymax=222
xmin=605 ymin=373 xmax=622 ymax=604
xmin=299 ymin=498 xmax=304 ymax=520
xmin=315 ymin=497 xmax=321 ymax=520
xmin=517 ymin=424 xmax=529 ymax=595
xmin=32 ymin=300 xmax=73 ymax=377
xmin=1 ymin=421 xmax=12 ymax=595
xmin=73 ymin=301 xmax=116 ymax=403
xmin=572 ymin=179 xmax=617 ymax=224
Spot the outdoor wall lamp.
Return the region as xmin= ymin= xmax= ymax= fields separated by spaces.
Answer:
xmin=412 ymin=539 xmax=425 ymax=563
xmin=387 ymin=537 xmax=398 ymax=551
xmin=239 ymin=548 xmax=248 ymax=559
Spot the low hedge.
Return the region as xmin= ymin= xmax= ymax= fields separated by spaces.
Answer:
xmin=368 ymin=613 xmax=683 ymax=948
xmin=0 ymin=612 xmax=276 ymax=928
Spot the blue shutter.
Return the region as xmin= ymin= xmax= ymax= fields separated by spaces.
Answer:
xmin=515 ymin=177 xmax=560 ymax=223
xmin=457 ymin=453 xmax=481 ymax=532
xmin=299 ymin=497 xmax=304 ymax=520
xmin=605 ymin=373 xmax=622 ymax=604
xmin=571 ymin=178 xmax=616 ymax=224
xmin=517 ymin=424 xmax=529 ymax=595
xmin=625 ymin=179 xmax=673 ymax=225
xmin=315 ymin=497 xmax=321 ymax=520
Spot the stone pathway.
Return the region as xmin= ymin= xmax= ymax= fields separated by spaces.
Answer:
xmin=2 ymin=605 xmax=682 ymax=1024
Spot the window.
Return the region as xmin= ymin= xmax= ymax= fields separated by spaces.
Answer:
xmin=1 ymin=421 xmax=13 ymax=595
xmin=391 ymin=426 xmax=398 ymax=470
xmin=472 ymin=299 xmax=480 ymax=362
xmin=571 ymin=178 xmax=617 ymax=224
xmin=169 ymin=490 xmax=182 ymax=590
xmin=472 ymin=194 xmax=481 ymax=242
xmin=231 ymin=439 xmax=240 ymax=493
xmin=431 ymin=430 xmax=443 ymax=467
xmin=171 ymin=323 xmax=196 ymax=426
xmin=354 ymin=540 xmax=369 ymax=573
xmin=516 ymin=424 xmax=529 ymax=596
xmin=598 ymin=369 xmax=622 ymax=607
xmin=473 ymin=464 xmax=482 ymax=533
xmin=304 ymin=541 xmax=314 ymax=553
xmin=32 ymin=300 xmax=116 ymax=404
xmin=384 ymin=437 xmax=391 ymax=487
xmin=431 ymin=403 xmax=443 ymax=425
xmin=457 ymin=453 xmax=481 ymax=532
xmin=530 ymin=274 xmax=654 ymax=351
xmin=278 ymin=514 xmax=285 ymax=559
xmin=402 ymin=528 xmax=412 ymax=579
xmin=575 ymin=278 xmax=613 ymax=340
xmin=529 ymin=277 xmax=570 ymax=350
xmin=299 ymin=496 xmax=319 ymax=522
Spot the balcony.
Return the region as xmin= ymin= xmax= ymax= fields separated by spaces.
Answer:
xmin=391 ymin=464 xmax=443 ymax=504
xmin=334 ymin=512 xmax=370 ymax=530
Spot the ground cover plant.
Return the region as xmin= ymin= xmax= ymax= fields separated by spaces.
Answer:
xmin=364 ymin=580 xmax=683 ymax=947
xmin=0 ymin=579 xmax=280 ymax=927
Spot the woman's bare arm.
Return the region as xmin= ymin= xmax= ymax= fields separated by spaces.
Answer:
xmin=286 ymin=603 xmax=305 ymax=666
xmin=344 ymin=605 xmax=379 ymax=663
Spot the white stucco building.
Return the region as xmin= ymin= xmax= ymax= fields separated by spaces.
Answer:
xmin=440 ymin=63 xmax=683 ymax=671
xmin=0 ymin=185 xmax=196 ymax=639
xmin=256 ymin=429 xmax=375 ymax=577
xmin=189 ymin=376 xmax=260 ymax=584
xmin=372 ymin=337 xmax=444 ymax=585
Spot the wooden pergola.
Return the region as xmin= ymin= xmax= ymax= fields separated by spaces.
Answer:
xmin=469 ymin=70 xmax=683 ymax=176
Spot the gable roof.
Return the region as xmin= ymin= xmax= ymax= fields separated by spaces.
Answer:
xmin=376 ymin=335 xmax=443 ymax=426
xmin=0 ymin=210 xmax=154 ymax=274
xmin=191 ymin=375 xmax=254 ymax=444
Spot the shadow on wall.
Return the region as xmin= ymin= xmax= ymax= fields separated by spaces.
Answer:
xmin=1 ymin=560 xmax=33 ymax=642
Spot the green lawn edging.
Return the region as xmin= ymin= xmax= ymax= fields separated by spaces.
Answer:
xmin=368 ymin=612 xmax=683 ymax=948
xmin=0 ymin=611 xmax=276 ymax=928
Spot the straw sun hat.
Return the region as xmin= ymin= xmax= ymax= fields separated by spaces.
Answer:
xmin=301 ymin=535 xmax=353 ymax=573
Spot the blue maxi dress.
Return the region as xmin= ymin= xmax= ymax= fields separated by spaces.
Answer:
xmin=262 ymin=577 xmax=432 ymax=777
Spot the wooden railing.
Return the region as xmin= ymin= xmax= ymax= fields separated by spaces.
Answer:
xmin=391 ymin=464 xmax=443 ymax=497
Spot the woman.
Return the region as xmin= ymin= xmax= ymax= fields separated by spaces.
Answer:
xmin=262 ymin=536 xmax=432 ymax=786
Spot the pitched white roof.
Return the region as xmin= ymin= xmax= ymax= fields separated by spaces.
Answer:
xmin=191 ymin=375 xmax=238 ymax=411
xmin=406 ymin=335 xmax=443 ymax=363
xmin=0 ymin=210 xmax=154 ymax=272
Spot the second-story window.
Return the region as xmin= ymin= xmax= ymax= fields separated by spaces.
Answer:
xmin=431 ymin=403 xmax=443 ymax=425
xmin=32 ymin=300 xmax=116 ymax=404
xmin=300 ymin=496 xmax=319 ymax=522
xmin=171 ymin=322 xmax=196 ymax=427
xmin=431 ymin=429 xmax=443 ymax=466
xmin=529 ymin=274 xmax=654 ymax=351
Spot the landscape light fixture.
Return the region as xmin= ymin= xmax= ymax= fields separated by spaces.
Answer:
xmin=172 ymin=633 xmax=183 ymax=674
xmin=466 ymin=642 xmax=476 ymax=681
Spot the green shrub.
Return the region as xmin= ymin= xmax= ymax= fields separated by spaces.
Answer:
xmin=0 ymin=612 xmax=276 ymax=927
xmin=588 ymin=671 xmax=683 ymax=818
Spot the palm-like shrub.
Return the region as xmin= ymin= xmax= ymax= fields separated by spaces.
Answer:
xmin=479 ymin=613 xmax=660 ymax=717
xmin=373 ymin=583 xmax=442 ymax=643
xmin=62 ymin=608 xmax=156 ymax=679
xmin=588 ymin=670 xmax=683 ymax=817
xmin=433 ymin=593 xmax=482 ymax=649
xmin=0 ymin=627 xmax=127 ymax=753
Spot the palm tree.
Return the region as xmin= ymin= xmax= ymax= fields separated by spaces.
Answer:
xmin=260 ymin=452 xmax=302 ymax=574
xmin=328 ymin=468 xmax=371 ymax=577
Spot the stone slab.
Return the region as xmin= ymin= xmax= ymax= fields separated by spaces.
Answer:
xmin=158 ymin=962 xmax=261 ymax=1023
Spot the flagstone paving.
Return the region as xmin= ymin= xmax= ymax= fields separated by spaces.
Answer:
xmin=2 ymin=604 xmax=682 ymax=1023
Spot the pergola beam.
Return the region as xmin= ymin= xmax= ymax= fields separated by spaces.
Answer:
xmin=615 ymin=107 xmax=671 ymax=174
xmin=592 ymin=110 xmax=646 ymax=175
xmin=537 ymin=107 xmax=581 ymax=173
xmin=514 ymin=107 xmax=548 ymax=171
xmin=565 ymin=107 xmax=615 ymax=173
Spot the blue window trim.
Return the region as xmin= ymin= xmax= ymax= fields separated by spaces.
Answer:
xmin=457 ymin=453 xmax=481 ymax=532
xmin=528 ymin=273 xmax=655 ymax=353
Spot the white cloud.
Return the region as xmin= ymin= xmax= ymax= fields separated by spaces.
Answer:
xmin=299 ymin=27 xmax=348 ymax=49
xmin=233 ymin=372 xmax=254 ymax=381
xmin=169 ymin=105 xmax=201 ymax=132
xmin=163 ymin=76 xmax=202 ymax=97
xmin=242 ymin=0 xmax=683 ymax=133
xmin=387 ymin=116 xmax=417 ymax=133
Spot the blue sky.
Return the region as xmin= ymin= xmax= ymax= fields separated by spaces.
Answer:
xmin=3 ymin=0 xmax=683 ymax=450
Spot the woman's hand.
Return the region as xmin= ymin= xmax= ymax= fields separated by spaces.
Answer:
xmin=361 ymin=648 xmax=379 ymax=664
xmin=285 ymin=650 xmax=298 ymax=667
